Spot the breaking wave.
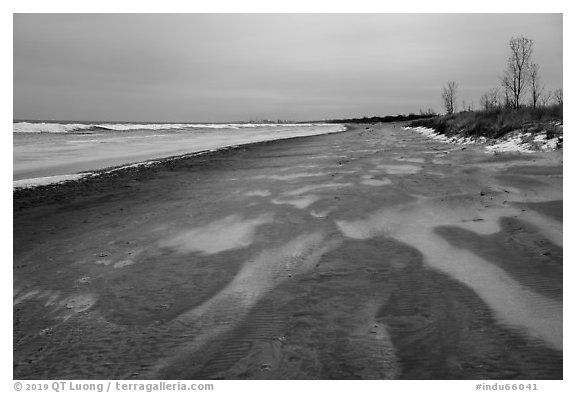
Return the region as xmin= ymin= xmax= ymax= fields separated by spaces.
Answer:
xmin=13 ymin=121 xmax=326 ymax=134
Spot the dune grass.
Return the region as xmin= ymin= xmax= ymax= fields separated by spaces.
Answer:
xmin=409 ymin=105 xmax=562 ymax=139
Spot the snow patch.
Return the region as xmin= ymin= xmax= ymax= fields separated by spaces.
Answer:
xmin=404 ymin=126 xmax=560 ymax=153
xmin=403 ymin=126 xmax=485 ymax=145
xmin=486 ymin=132 xmax=560 ymax=153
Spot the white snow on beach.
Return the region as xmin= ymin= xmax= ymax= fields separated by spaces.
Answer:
xmin=484 ymin=133 xmax=534 ymax=153
xmin=403 ymin=126 xmax=560 ymax=153
xmin=403 ymin=126 xmax=486 ymax=145
xmin=532 ymin=133 xmax=561 ymax=152
xmin=485 ymin=132 xmax=561 ymax=153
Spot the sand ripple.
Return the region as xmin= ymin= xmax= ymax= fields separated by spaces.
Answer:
xmin=152 ymin=232 xmax=335 ymax=377
xmin=336 ymin=199 xmax=562 ymax=351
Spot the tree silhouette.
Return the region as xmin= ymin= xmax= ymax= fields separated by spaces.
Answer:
xmin=502 ymin=36 xmax=533 ymax=109
xmin=441 ymin=81 xmax=458 ymax=114
xmin=528 ymin=63 xmax=544 ymax=109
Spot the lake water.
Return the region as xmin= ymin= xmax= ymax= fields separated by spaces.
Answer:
xmin=13 ymin=121 xmax=345 ymax=186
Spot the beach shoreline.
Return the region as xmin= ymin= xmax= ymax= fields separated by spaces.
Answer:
xmin=13 ymin=125 xmax=361 ymax=209
xmin=13 ymin=125 xmax=352 ymax=190
xmin=14 ymin=122 xmax=562 ymax=379
xmin=13 ymin=123 xmax=348 ymax=184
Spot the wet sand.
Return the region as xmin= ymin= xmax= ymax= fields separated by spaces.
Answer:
xmin=13 ymin=123 xmax=562 ymax=379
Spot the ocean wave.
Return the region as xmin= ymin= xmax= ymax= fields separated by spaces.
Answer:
xmin=14 ymin=123 xmax=348 ymax=188
xmin=13 ymin=121 xmax=328 ymax=133
xmin=13 ymin=122 xmax=95 ymax=133
xmin=13 ymin=122 xmax=192 ymax=133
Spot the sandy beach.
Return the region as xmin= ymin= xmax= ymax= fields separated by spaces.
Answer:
xmin=13 ymin=123 xmax=562 ymax=379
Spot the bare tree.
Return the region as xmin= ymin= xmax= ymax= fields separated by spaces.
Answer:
xmin=441 ymin=81 xmax=458 ymax=114
xmin=553 ymin=88 xmax=563 ymax=105
xmin=461 ymin=100 xmax=473 ymax=112
xmin=528 ymin=63 xmax=544 ymax=109
xmin=501 ymin=76 xmax=513 ymax=108
xmin=480 ymin=87 xmax=501 ymax=110
xmin=540 ymin=90 xmax=553 ymax=107
xmin=480 ymin=93 xmax=490 ymax=110
xmin=502 ymin=36 xmax=534 ymax=109
xmin=419 ymin=108 xmax=437 ymax=116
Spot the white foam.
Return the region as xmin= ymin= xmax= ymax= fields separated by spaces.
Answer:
xmin=13 ymin=122 xmax=96 ymax=133
xmin=13 ymin=121 xmax=344 ymax=133
xmin=13 ymin=173 xmax=92 ymax=189
xmin=13 ymin=122 xmax=193 ymax=133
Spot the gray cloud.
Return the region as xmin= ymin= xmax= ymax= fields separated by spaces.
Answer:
xmin=14 ymin=14 xmax=562 ymax=122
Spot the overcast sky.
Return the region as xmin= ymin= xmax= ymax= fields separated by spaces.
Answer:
xmin=13 ymin=13 xmax=562 ymax=122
